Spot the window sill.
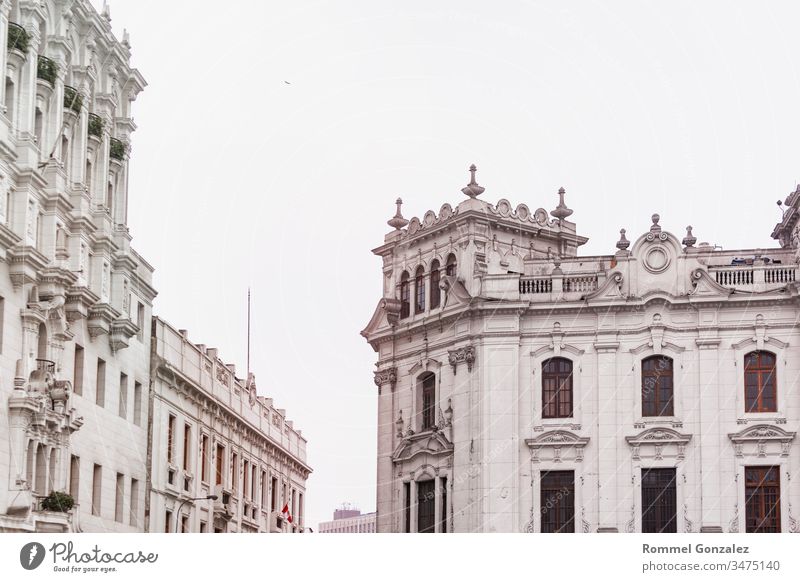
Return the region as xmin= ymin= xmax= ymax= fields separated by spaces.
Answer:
xmin=736 ymin=415 xmax=787 ymax=425
xmin=633 ymin=417 xmax=683 ymax=429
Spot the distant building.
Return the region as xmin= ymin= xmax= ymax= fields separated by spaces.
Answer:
xmin=318 ymin=507 xmax=376 ymax=533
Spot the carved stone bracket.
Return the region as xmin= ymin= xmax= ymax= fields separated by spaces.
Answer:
xmin=448 ymin=345 xmax=475 ymax=375
xmin=373 ymin=367 xmax=397 ymax=394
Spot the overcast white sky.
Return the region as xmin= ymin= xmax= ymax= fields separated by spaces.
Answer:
xmin=95 ymin=0 xmax=800 ymax=529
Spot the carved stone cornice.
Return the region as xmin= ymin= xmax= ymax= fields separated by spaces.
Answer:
xmin=525 ymin=430 xmax=590 ymax=463
xmin=65 ymin=285 xmax=100 ymax=322
xmin=7 ymin=244 xmax=49 ymax=287
xmin=0 ymin=223 xmax=22 ymax=260
xmin=109 ymin=318 xmax=139 ymax=351
xmin=626 ymin=427 xmax=692 ymax=460
xmin=448 ymin=344 xmax=475 ymax=374
xmin=87 ymin=302 xmax=120 ymax=338
xmin=728 ymin=424 xmax=795 ymax=458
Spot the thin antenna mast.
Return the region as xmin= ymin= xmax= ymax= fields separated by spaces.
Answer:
xmin=247 ymin=288 xmax=251 ymax=377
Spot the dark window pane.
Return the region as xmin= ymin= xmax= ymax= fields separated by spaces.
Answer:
xmin=540 ymin=471 xmax=574 ymax=533
xmin=642 ymin=468 xmax=677 ymax=533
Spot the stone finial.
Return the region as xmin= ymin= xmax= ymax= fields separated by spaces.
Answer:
xmin=122 ymin=29 xmax=131 ymax=48
xmin=650 ymin=213 xmax=662 ymax=233
xmin=616 ymin=228 xmax=630 ymax=251
xmin=387 ymin=197 xmax=409 ymax=230
xmin=550 ymin=187 xmax=573 ymax=220
xmin=461 ymin=164 xmax=485 ymax=198
xmin=682 ymin=225 xmax=697 ymax=248
xmin=101 ymin=1 xmax=111 ymax=21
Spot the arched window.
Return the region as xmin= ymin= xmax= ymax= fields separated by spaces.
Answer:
xmin=399 ymin=272 xmax=410 ymax=319
xmin=429 ymin=259 xmax=441 ymax=309
xmin=642 ymin=356 xmax=673 ymax=417
xmin=445 ymin=253 xmax=457 ymax=276
xmin=414 ymin=266 xmax=425 ymax=314
xmin=419 ymin=372 xmax=436 ymax=430
xmin=744 ymin=351 xmax=776 ymax=413
xmin=542 ymin=358 xmax=573 ymax=418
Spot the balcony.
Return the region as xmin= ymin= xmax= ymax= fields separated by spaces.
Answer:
xmin=36 ymin=55 xmax=58 ymax=85
xmin=63 ymin=85 xmax=83 ymax=114
xmin=708 ymin=264 xmax=797 ymax=292
xmin=109 ymin=137 xmax=127 ymax=161
xmin=88 ymin=113 xmax=104 ymax=138
xmin=35 ymin=359 xmax=55 ymax=374
xmin=7 ymin=22 xmax=29 ymax=53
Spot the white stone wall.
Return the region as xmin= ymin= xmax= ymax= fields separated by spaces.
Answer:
xmin=365 ymin=185 xmax=800 ymax=533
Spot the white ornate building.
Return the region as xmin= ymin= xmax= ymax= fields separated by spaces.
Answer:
xmin=363 ymin=166 xmax=800 ymax=533
xmin=148 ymin=318 xmax=311 ymax=533
xmin=0 ymin=0 xmax=155 ymax=532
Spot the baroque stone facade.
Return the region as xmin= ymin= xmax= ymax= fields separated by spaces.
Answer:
xmin=0 ymin=0 xmax=154 ymax=532
xmin=363 ymin=166 xmax=800 ymax=533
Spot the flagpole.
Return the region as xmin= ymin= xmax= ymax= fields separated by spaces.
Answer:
xmin=247 ymin=288 xmax=251 ymax=377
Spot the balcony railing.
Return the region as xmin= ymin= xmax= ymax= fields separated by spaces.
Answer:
xmin=519 ymin=274 xmax=598 ymax=296
xmin=7 ymin=22 xmax=29 ymax=53
xmin=709 ymin=264 xmax=797 ymax=290
xmin=36 ymin=359 xmax=55 ymax=373
xmin=88 ymin=113 xmax=104 ymax=138
xmin=37 ymin=55 xmax=58 ymax=85
xmin=63 ymin=85 xmax=83 ymax=114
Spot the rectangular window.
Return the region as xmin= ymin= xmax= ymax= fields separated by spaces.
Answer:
xmin=95 ymin=359 xmax=106 ymax=407
xmin=231 ymin=452 xmax=238 ymax=493
xmin=118 ymin=373 xmax=128 ymax=419
xmin=271 ymin=476 xmax=278 ymax=511
xmin=181 ymin=514 xmax=189 ymax=533
xmin=115 ymin=473 xmax=124 ymax=523
xmin=133 ymin=382 xmax=142 ymax=426
xmin=298 ymin=492 xmax=304 ymax=526
xmin=165 ymin=510 xmax=172 ymax=533
xmin=421 ymin=374 xmax=435 ymax=430
xmin=215 ymin=444 xmax=225 ymax=486
xmin=73 ymin=345 xmax=84 ymax=396
xmin=200 ymin=521 xmax=207 ymax=533
xmin=252 ymin=465 xmax=257 ymax=501
xmin=201 ymin=435 xmax=209 ymax=482
xmin=243 ymin=460 xmax=250 ymax=499
xmin=404 ymin=482 xmax=410 ymax=533
xmin=183 ymin=423 xmax=191 ymax=472
xmin=745 ymin=466 xmax=781 ymax=533
xmin=69 ymin=456 xmax=80 ymax=501
xmin=540 ymin=470 xmax=575 ymax=533
xmin=261 ymin=471 xmax=268 ymax=507
xmin=91 ymin=464 xmax=102 ymax=517
xmin=130 ymin=478 xmax=139 ymax=527
xmin=641 ymin=468 xmax=677 ymax=533
xmin=167 ymin=414 xmax=176 ymax=464
xmin=137 ymin=302 xmax=145 ymax=342
xmin=416 ymin=479 xmax=435 ymax=533
xmin=744 ymin=352 xmax=777 ymax=413
xmin=0 ymin=297 xmax=4 ymax=354
xmin=641 ymin=356 xmax=674 ymax=417
xmin=440 ymin=477 xmax=447 ymax=533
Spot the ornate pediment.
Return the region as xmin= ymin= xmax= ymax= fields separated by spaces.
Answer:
xmin=585 ymin=271 xmax=624 ymax=301
xmin=626 ymin=427 xmax=692 ymax=460
xmin=392 ymin=430 xmax=453 ymax=464
xmin=361 ymin=298 xmax=401 ymax=340
xmin=689 ymin=268 xmax=731 ymax=297
xmin=525 ymin=430 xmax=590 ymax=463
xmin=728 ymin=424 xmax=795 ymax=458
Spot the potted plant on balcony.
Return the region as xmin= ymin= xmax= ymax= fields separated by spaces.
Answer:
xmin=37 ymin=55 xmax=58 ymax=85
xmin=40 ymin=491 xmax=75 ymax=513
xmin=7 ymin=22 xmax=29 ymax=53
xmin=63 ymin=86 xmax=83 ymax=114
xmin=88 ymin=113 xmax=104 ymax=138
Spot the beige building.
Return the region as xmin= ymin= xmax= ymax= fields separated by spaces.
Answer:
xmin=363 ymin=166 xmax=800 ymax=533
xmin=148 ymin=318 xmax=311 ymax=533
xmin=0 ymin=0 xmax=155 ymax=532
xmin=318 ymin=507 xmax=376 ymax=533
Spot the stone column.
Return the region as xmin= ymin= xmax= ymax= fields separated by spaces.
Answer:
xmin=434 ymin=474 xmax=442 ymax=533
xmin=374 ymin=367 xmax=396 ymax=532
xmin=594 ymin=338 xmax=620 ymax=532
xmin=697 ymin=338 xmax=723 ymax=532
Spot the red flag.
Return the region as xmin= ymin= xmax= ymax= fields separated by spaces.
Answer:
xmin=281 ymin=503 xmax=293 ymax=523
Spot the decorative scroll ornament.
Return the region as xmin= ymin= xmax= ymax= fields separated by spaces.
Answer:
xmin=448 ymin=345 xmax=475 ymax=374
xmin=373 ymin=367 xmax=397 ymax=394
xmin=645 ymin=213 xmax=668 ymax=242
